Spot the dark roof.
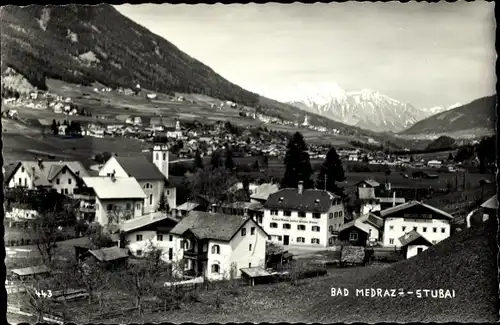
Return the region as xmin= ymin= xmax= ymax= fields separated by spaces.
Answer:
xmin=264 ymin=188 xmax=340 ymax=213
xmin=366 ymin=213 xmax=384 ymax=228
xmin=170 ymin=211 xmax=261 ymax=241
xmin=88 ymin=247 xmax=130 ymax=262
xmin=380 ymin=201 xmax=454 ymax=220
xmin=114 ymin=156 xmax=166 ymax=181
xmin=356 ymin=179 xmax=380 ymax=188
xmin=398 ymin=230 xmax=433 ymax=247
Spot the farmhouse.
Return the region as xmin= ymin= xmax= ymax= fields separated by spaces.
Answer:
xmin=262 ymin=181 xmax=345 ymax=248
xmin=121 ymin=212 xmax=179 ymax=258
xmin=167 ymin=211 xmax=268 ymax=281
xmin=398 ymin=230 xmax=434 ymax=259
xmin=5 ymin=160 xmax=89 ymax=195
xmin=249 ymin=183 xmax=280 ymax=204
xmin=357 ymin=187 xmax=381 ymax=215
xmin=80 ymin=246 xmax=130 ymax=270
xmin=81 ymin=176 xmax=146 ymax=225
xmin=355 ymin=179 xmax=380 ymax=188
xmin=379 ymin=201 xmax=453 ymax=247
xmin=175 ymin=201 xmax=204 ymax=218
xmin=337 ymin=213 xmax=382 ymax=246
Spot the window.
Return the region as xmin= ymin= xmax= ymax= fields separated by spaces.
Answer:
xmin=24 ymin=179 xmax=27 ymax=187
xmin=417 ymin=247 xmax=424 ymax=254
xmin=249 ymin=244 xmax=252 ymax=251
xmin=211 ymin=245 xmax=220 ymax=254
xmin=21 ymin=167 xmax=25 ymax=172
xmin=433 ymin=227 xmax=437 ymax=233
xmin=270 ymin=210 xmax=278 ymax=216
xmin=297 ymin=224 xmax=306 ymax=231
xmin=298 ymin=212 xmax=306 ymax=218
xmin=126 ymin=203 xmax=131 ymax=210
xmin=402 ymin=226 xmax=406 ymax=232
xmin=312 ymin=226 xmax=320 ymax=232
xmin=329 ymin=213 xmax=333 ymax=219
xmin=156 ymin=153 xmax=159 ymax=160
xmin=297 ymin=237 xmax=305 ymax=243
xmin=389 ymin=225 xmax=394 ymax=230
xmin=311 ymin=238 xmax=320 ymax=244
xmin=334 ymin=212 xmax=338 ymax=218
xmin=283 ymin=223 xmax=291 ymax=229
xmin=62 ymin=169 xmax=66 ymax=174
xmin=163 ymin=153 xmax=166 ymax=160
xmin=167 ymin=190 xmax=170 ymax=195
xmin=68 ymin=178 xmax=72 ymax=185
xmin=241 ymin=228 xmax=247 ymax=236
xmin=136 ymin=250 xmax=143 ymax=256
xmin=249 ymin=263 xmax=252 ymax=267
xmin=251 ymin=227 xmax=255 ymax=235
xmin=268 ymin=236 xmax=272 ymax=240
xmin=168 ymin=248 xmax=173 ymax=260
xmin=136 ymin=234 xmax=143 ymax=241
xmin=157 ymin=234 xmax=163 ymax=241
xmin=64 ymin=189 xmax=68 ymax=194
xmin=312 ymin=213 xmax=321 ymax=219
xmin=441 ymin=228 xmax=446 ymax=233
xmin=283 ymin=211 xmax=291 ymax=217
xmin=389 ymin=239 xmax=394 ymax=245
xmin=56 ymin=178 xmax=60 ymax=185
xmin=329 ymin=226 xmax=333 ymax=232
xmin=432 ymin=240 xmax=437 ymax=244
xmin=211 ymin=264 xmax=220 ymax=274
xmin=278 ymin=236 xmax=282 ymax=241
xmin=257 ymin=216 xmax=263 ymax=224
xmin=169 ymin=235 xmax=173 ymax=242
xmin=270 ymin=222 xmax=278 ymax=228
xmin=339 ymin=211 xmax=343 ymax=217
xmin=349 ymin=231 xmax=358 ymax=241
xmin=107 ymin=204 xmax=113 ymax=211
xmin=149 ymin=195 xmax=153 ymax=205
xmin=423 ymin=227 xmax=427 ymax=233
xmin=136 ymin=204 xmax=141 ymax=210
xmin=413 ymin=226 xmax=417 ymax=231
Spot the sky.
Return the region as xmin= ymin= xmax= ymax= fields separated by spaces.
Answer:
xmin=115 ymin=2 xmax=496 ymax=109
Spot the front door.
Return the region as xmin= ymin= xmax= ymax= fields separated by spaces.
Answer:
xmin=283 ymin=235 xmax=290 ymax=246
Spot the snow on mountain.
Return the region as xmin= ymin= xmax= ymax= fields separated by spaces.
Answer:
xmin=286 ymin=83 xmax=452 ymax=133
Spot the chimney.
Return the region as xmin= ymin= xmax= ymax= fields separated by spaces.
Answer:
xmin=393 ymin=191 xmax=396 ymax=207
xmin=298 ymin=181 xmax=304 ymax=195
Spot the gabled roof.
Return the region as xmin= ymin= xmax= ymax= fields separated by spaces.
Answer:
xmin=82 ymin=177 xmax=146 ymax=199
xmin=398 ymin=230 xmax=433 ymax=247
xmin=358 ymin=187 xmax=376 ymax=200
xmin=338 ymin=215 xmax=373 ymax=234
xmin=481 ymin=196 xmax=498 ymax=210
xmin=377 ymin=197 xmax=406 ymax=204
xmin=177 ymin=202 xmax=200 ymax=212
xmin=6 ymin=160 xmax=89 ymax=187
xmin=88 ymin=247 xmax=130 ymax=262
xmin=250 ymin=183 xmax=280 ymax=201
xmin=366 ymin=213 xmax=384 ymax=229
xmin=380 ymin=201 xmax=454 ymax=220
xmin=113 ymin=156 xmax=166 ymax=181
xmin=170 ymin=211 xmax=264 ymax=241
xmin=264 ymin=188 xmax=340 ymax=213
xmin=11 ymin=265 xmax=51 ymax=277
xmin=356 ymin=179 xmax=380 ymax=188
xmin=121 ymin=212 xmax=178 ymax=233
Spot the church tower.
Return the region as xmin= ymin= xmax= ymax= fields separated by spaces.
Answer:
xmin=153 ymin=144 xmax=169 ymax=180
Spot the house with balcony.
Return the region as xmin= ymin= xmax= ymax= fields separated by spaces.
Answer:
xmin=262 ymin=181 xmax=345 ymax=248
xmin=379 ymin=201 xmax=453 ymax=248
xmin=167 ymin=211 xmax=267 ymax=281
xmin=121 ymin=211 xmax=179 ymax=258
xmin=5 ymin=159 xmax=89 ymax=196
xmin=81 ymin=176 xmax=146 ymax=226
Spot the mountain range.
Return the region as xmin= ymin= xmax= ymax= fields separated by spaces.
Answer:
xmin=286 ymin=83 xmax=459 ymax=133
xmin=400 ymin=95 xmax=497 ymax=139
xmin=0 ymin=4 xmax=367 ymax=136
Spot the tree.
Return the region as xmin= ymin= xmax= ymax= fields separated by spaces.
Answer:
xmin=476 ymin=136 xmax=495 ymax=173
xmin=30 ymin=208 xmax=66 ymax=265
xmin=102 ymin=151 xmax=112 ymax=163
xmin=225 ymin=147 xmax=235 ymax=170
xmin=210 ymin=150 xmax=223 ymax=168
xmin=316 ymin=147 xmax=345 ymax=194
xmin=157 ymin=194 xmax=170 ymax=213
xmin=51 ymin=119 xmax=58 ymax=135
xmin=252 ymin=159 xmax=260 ymax=171
xmin=194 ymin=149 xmax=204 ymax=170
xmin=185 ymin=166 xmax=237 ymax=210
xmin=384 ymin=167 xmax=392 ymax=184
xmin=282 ymin=132 xmax=313 ymax=189
xmin=448 ymin=152 xmax=454 ymax=161
xmin=76 ymin=258 xmax=110 ymax=305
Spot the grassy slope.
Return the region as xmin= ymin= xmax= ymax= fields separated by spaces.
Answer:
xmin=309 ymin=221 xmax=498 ymax=323
xmin=401 ymin=95 xmax=497 ymax=136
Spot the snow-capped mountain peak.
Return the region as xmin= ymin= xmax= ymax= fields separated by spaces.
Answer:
xmin=286 ymin=83 xmax=451 ymax=133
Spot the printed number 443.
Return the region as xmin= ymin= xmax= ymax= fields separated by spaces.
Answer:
xmin=35 ymin=289 xmax=52 ymax=298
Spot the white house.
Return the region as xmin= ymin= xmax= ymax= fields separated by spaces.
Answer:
xmin=146 ymin=93 xmax=157 ymax=100
xmin=121 ymin=212 xmax=179 ymax=257
xmin=58 ymin=124 xmax=68 ymax=135
xmin=5 ymin=160 xmax=89 ymax=195
xmin=337 ymin=213 xmax=383 ymax=246
xmin=357 ymin=187 xmax=381 ymax=216
xmin=379 ymin=201 xmax=454 ymax=247
xmin=81 ymin=176 xmax=146 ymax=226
xmin=398 ymin=230 xmax=434 ymax=259
xmin=167 ymin=211 xmax=268 ymax=281
xmin=427 ymin=160 xmax=442 ymax=168
xmin=99 ymin=152 xmax=176 ymax=213
xmin=165 ymin=120 xmax=182 ymax=139
xmin=262 ymin=181 xmax=345 ymax=248
xmin=133 ymin=117 xmax=142 ymax=126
